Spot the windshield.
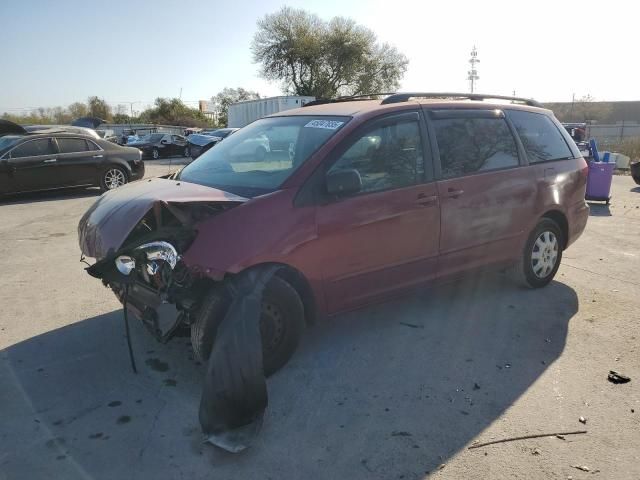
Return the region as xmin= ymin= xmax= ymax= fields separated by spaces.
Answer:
xmin=179 ymin=116 xmax=349 ymax=197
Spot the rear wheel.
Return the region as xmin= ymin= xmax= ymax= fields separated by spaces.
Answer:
xmin=191 ymin=276 xmax=304 ymax=376
xmin=152 ymin=148 xmax=160 ymax=160
xmin=510 ymin=218 xmax=563 ymax=288
xmin=100 ymin=166 xmax=127 ymax=191
xmin=184 ymin=146 xmax=190 ymax=157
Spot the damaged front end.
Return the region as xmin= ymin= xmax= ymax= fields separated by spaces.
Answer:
xmin=78 ymin=178 xmax=247 ymax=342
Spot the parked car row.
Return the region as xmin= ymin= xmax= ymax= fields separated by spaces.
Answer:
xmin=127 ymin=133 xmax=191 ymax=159
xmin=187 ymin=128 xmax=238 ymax=158
xmin=0 ymin=120 xmax=144 ymax=195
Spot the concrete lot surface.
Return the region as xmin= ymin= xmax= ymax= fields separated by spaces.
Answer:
xmin=1 ymin=164 xmax=639 ymax=479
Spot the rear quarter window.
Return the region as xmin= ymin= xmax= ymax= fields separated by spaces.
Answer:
xmin=57 ymin=138 xmax=89 ymax=153
xmin=433 ymin=116 xmax=519 ymax=179
xmin=506 ymin=110 xmax=573 ymax=163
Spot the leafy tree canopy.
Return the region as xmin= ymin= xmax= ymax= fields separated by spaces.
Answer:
xmin=252 ymin=7 xmax=408 ymax=99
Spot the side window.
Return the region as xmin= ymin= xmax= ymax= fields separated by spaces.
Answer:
xmin=433 ymin=117 xmax=519 ymax=179
xmin=10 ymin=138 xmax=55 ymax=158
xmin=328 ymin=119 xmax=424 ymax=194
xmin=57 ymin=138 xmax=89 ymax=154
xmin=86 ymin=140 xmax=101 ymax=151
xmin=507 ymin=110 xmax=573 ymax=163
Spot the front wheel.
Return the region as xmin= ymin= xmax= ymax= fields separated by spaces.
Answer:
xmin=184 ymin=146 xmax=190 ymax=157
xmin=151 ymin=148 xmax=160 ymax=160
xmin=191 ymin=276 xmax=304 ymax=376
xmin=100 ymin=166 xmax=128 ymax=191
xmin=510 ymin=218 xmax=563 ymax=288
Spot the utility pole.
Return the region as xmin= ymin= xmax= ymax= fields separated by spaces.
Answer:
xmin=467 ymin=46 xmax=480 ymax=93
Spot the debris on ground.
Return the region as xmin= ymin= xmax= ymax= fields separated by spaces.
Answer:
xmin=556 ymin=435 xmax=566 ymax=440
xmin=607 ymin=370 xmax=631 ymax=384
xmin=571 ymin=465 xmax=590 ymax=472
xmin=468 ymin=430 xmax=587 ymax=449
xmin=399 ymin=321 xmax=424 ymax=329
xmin=532 ymin=447 xmax=541 ymax=455
xmin=579 ymin=416 xmax=587 ymax=424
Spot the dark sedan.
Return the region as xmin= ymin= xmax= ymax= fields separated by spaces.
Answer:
xmin=128 ymin=133 xmax=191 ymax=159
xmin=187 ymin=128 xmax=238 ymax=159
xmin=0 ymin=131 xmax=144 ymax=195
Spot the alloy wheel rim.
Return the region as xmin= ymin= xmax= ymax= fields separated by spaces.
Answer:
xmin=153 ymin=149 xmax=159 ymax=159
xmin=531 ymin=230 xmax=559 ymax=278
xmin=104 ymin=169 xmax=126 ymax=189
xmin=185 ymin=147 xmax=189 ymax=157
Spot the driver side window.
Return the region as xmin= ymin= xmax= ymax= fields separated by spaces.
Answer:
xmin=328 ymin=119 xmax=424 ymax=194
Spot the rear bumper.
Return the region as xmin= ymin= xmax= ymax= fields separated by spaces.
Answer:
xmin=566 ymin=201 xmax=589 ymax=248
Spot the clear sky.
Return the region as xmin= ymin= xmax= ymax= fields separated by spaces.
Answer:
xmin=2 ymin=0 xmax=639 ymax=113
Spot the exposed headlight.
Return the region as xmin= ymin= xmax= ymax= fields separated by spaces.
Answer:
xmin=115 ymin=255 xmax=136 ymax=275
xmin=135 ymin=241 xmax=179 ymax=276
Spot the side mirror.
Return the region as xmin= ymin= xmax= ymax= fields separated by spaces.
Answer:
xmin=326 ymin=169 xmax=362 ymax=197
xmin=161 ymin=139 xmax=169 ymax=145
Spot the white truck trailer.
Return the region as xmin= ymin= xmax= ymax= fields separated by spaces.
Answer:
xmin=227 ymin=96 xmax=316 ymax=128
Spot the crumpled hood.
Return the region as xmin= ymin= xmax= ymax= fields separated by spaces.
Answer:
xmin=78 ymin=178 xmax=247 ymax=260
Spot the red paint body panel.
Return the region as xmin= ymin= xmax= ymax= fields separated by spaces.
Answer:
xmin=82 ymin=98 xmax=590 ymax=321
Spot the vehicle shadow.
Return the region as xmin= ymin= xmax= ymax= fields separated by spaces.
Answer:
xmin=631 ymin=186 xmax=640 ymax=193
xmin=587 ymin=202 xmax=612 ymax=216
xmin=0 ymin=274 xmax=578 ymax=480
xmin=0 ymin=187 xmax=101 ymax=205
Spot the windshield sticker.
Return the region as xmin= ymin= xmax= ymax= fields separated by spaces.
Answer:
xmin=304 ymin=120 xmax=344 ymax=130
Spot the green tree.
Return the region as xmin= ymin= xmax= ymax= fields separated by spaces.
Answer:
xmin=212 ymin=87 xmax=261 ymax=126
xmin=252 ymin=7 xmax=408 ymax=98
xmin=87 ymin=96 xmax=112 ymax=121
xmin=68 ymin=102 xmax=88 ymax=119
xmin=138 ymin=98 xmax=212 ymax=127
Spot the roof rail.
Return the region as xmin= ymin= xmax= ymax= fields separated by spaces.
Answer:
xmin=303 ymin=92 xmax=396 ymax=107
xmin=380 ymin=92 xmax=542 ymax=108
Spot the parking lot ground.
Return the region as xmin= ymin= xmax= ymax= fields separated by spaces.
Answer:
xmin=1 ymin=169 xmax=639 ymax=480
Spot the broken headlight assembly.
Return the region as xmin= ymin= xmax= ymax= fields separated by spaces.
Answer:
xmin=115 ymin=241 xmax=180 ymax=288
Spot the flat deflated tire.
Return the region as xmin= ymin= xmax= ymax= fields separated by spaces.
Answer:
xmin=191 ymin=276 xmax=304 ymax=376
xmin=510 ymin=218 xmax=563 ymax=289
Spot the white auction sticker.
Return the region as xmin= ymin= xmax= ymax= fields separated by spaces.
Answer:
xmin=304 ymin=119 xmax=344 ymax=130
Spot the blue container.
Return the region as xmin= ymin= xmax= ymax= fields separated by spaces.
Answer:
xmin=589 ymin=139 xmax=600 ymax=161
xmin=602 ymin=151 xmax=611 ymax=163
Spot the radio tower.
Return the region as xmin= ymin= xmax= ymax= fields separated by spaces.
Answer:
xmin=467 ymin=46 xmax=480 ymax=93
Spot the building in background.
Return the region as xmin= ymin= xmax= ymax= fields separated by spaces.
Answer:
xmin=227 ymin=96 xmax=315 ymax=128
xmin=199 ymin=100 xmax=219 ymax=124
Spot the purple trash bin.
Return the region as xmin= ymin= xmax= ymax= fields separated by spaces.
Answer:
xmin=585 ymin=161 xmax=615 ymax=203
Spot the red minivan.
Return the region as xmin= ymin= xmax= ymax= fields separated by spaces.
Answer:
xmin=79 ymin=93 xmax=589 ymax=375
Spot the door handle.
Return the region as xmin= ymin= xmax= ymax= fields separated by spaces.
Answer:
xmin=416 ymin=193 xmax=438 ymax=206
xmin=92 ymin=154 xmax=104 ymax=158
xmin=446 ymin=187 xmax=464 ymax=198
xmin=544 ymin=167 xmax=556 ymax=179
xmin=43 ymin=158 xmax=57 ymax=163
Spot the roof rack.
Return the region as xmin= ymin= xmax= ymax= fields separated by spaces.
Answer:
xmin=380 ymin=92 xmax=542 ymax=108
xmin=303 ymin=92 xmax=396 ymax=107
